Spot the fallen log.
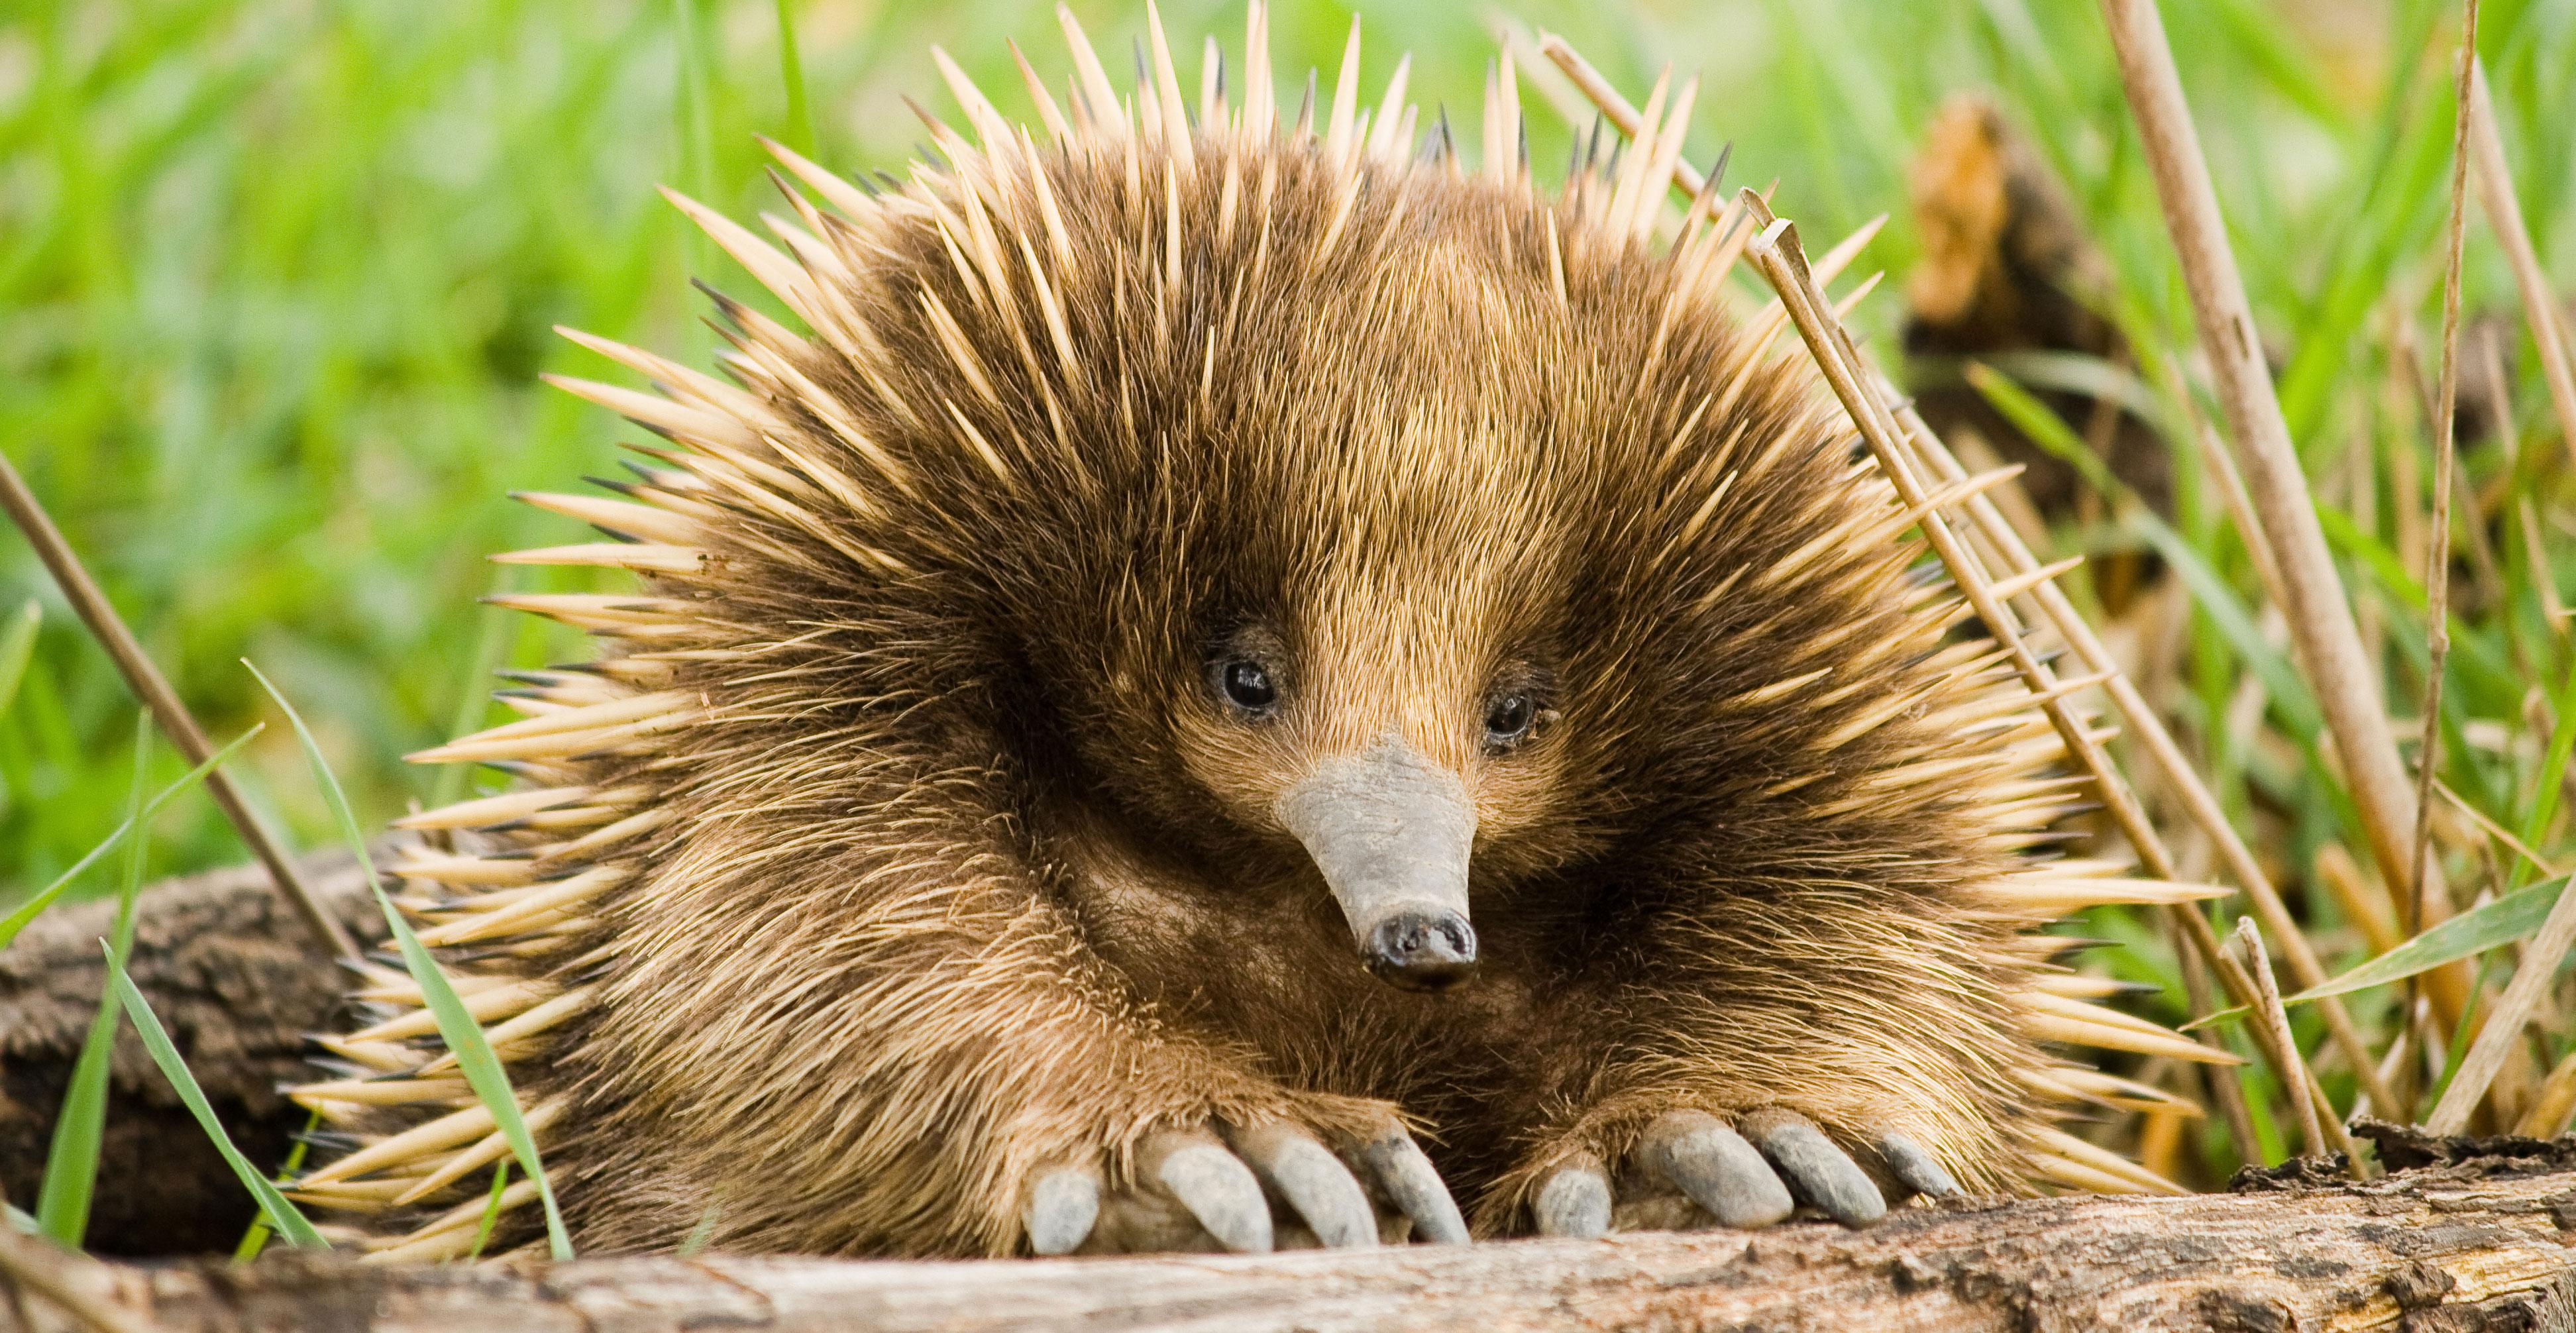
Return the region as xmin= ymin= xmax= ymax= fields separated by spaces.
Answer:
xmin=0 ymin=852 xmax=387 ymax=1255
xmin=3 ymin=1125 xmax=2573 ymax=1332
xmin=11 ymin=863 xmax=2576 ymax=1329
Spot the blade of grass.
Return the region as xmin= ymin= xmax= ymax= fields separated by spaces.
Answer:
xmin=2430 ymin=871 xmax=2576 ymax=1133
xmin=2133 ymin=513 xmax=2326 ymax=739
xmin=34 ymin=718 xmax=150 ymax=1246
xmin=1966 ymin=360 xmax=2120 ymax=496
xmin=107 ymin=946 xmax=327 ymax=1248
xmin=231 ymin=1107 xmax=324 ymax=1263
xmin=673 ymin=0 xmax=716 ymax=205
xmin=773 ymin=0 xmax=814 ymax=156
xmin=246 ymin=661 xmax=574 ymax=1261
xmin=463 ymin=1161 xmax=511 ymax=1261
xmin=429 ymin=602 xmax=513 ymax=811
xmin=0 ymin=724 xmax=262 ymax=951
xmin=2284 ymin=873 xmax=2569 ymax=1003
xmin=1970 ymin=360 xmax=2338 ymax=740
xmin=0 ymin=598 xmax=41 ymax=717
xmin=676 ymin=1200 xmax=722 ymax=1257
xmin=2312 ymin=506 xmax=2520 ymax=701
xmin=2514 ymin=647 xmax=2576 ymax=879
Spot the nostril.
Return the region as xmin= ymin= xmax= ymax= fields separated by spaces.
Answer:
xmin=1365 ymin=912 xmax=1478 ymax=992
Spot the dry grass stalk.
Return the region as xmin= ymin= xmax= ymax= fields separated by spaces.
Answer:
xmin=2438 ymin=777 xmax=2561 ymax=879
xmin=2314 ymin=843 xmax=2400 ymax=957
xmin=2403 ymin=0 xmax=2478 ymax=1133
xmin=1532 ymin=26 xmax=2395 ymax=1138
xmin=2359 ymin=1026 xmax=2416 ymax=1120
xmin=2231 ymin=918 xmax=2326 ymax=1155
xmin=2467 ymin=60 xmax=2576 ymax=471
xmin=1913 ymin=423 xmax=2395 ymax=1114
xmin=2176 ymin=945 xmax=2266 ymax=1163
xmin=1884 ymin=370 xmax=2399 ymax=1112
xmin=2518 ymin=1053 xmax=2576 ymax=1138
xmin=2099 ymin=0 xmax=2429 ymax=911
xmin=2408 ymin=0 xmax=2576 ymax=1138
xmin=2173 ymin=374 xmax=2288 ymax=611
xmin=0 ymin=453 xmax=357 ymax=959
xmin=1738 ymin=197 xmax=2360 ymax=1170
xmin=2477 ymin=329 xmax=2567 ymax=623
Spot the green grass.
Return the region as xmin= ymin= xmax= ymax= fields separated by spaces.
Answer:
xmin=110 ymin=951 xmax=330 ymax=1250
xmin=1 ymin=0 xmax=2573 ymax=1211
xmin=5 ymin=0 xmax=2563 ymax=880
xmin=250 ymin=661 xmax=573 ymax=1259
xmin=32 ymin=718 xmax=148 ymax=1246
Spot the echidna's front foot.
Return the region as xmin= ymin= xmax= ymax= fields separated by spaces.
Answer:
xmin=1530 ymin=1107 xmax=1960 ymax=1238
xmin=1024 ymin=1117 xmax=1468 ymax=1255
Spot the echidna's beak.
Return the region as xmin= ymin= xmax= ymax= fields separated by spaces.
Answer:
xmin=1275 ymin=737 xmax=1479 ymax=992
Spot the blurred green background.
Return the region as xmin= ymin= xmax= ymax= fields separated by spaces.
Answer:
xmin=0 ymin=0 xmax=2566 ymax=908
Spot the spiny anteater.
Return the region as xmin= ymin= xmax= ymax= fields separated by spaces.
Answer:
xmin=288 ymin=3 xmax=2226 ymax=1260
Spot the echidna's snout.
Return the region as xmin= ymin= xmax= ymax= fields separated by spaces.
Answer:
xmin=1275 ymin=736 xmax=1479 ymax=992
xmin=1362 ymin=910 xmax=1477 ymax=990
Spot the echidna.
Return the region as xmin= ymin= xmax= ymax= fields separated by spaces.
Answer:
xmin=290 ymin=4 xmax=2227 ymax=1260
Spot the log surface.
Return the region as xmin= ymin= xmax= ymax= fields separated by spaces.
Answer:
xmin=11 ymin=863 xmax=2576 ymax=1329
xmin=17 ymin=1140 xmax=2576 ymax=1332
xmin=0 ymin=852 xmax=386 ymax=1255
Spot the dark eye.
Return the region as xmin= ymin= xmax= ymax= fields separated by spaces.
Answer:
xmin=1218 ymin=659 xmax=1277 ymax=713
xmin=1483 ymin=693 xmax=1535 ymax=747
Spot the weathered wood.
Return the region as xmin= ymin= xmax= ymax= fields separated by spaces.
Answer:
xmin=8 ymin=862 xmax=2576 ymax=1328
xmin=5 ymin=1130 xmax=2574 ymax=1332
xmin=0 ymin=853 xmax=386 ymax=1255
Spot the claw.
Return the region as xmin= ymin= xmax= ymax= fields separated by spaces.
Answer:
xmin=1742 ymin=1109 xmax=1886 ymax=1227
xmin=1024 ymin=1164 xmax=1101 ymax=1255
xmin=1532 ymin=1153 xmax=1612 ymax=1238
xmin=1359 ymin=1122 xmax=1470 ymax=1244
xmin=1145 ymin=1132 xmax=1273 ymax=1253
xmin=1874 ymin=1131 xmax=1962 ymax=1200
xmin=1640 ymin=1109 xmax=1794 ymax=1230
xmin=1230 ymin=1122 xmax=1377 ymax=1249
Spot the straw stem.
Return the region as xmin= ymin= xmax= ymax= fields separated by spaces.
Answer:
xmin=2465 ymin=60 xmax=2576 ymax=474
xmin=2100 ymin=0 xmax=2431 ymax=914
xmin=1742 ymin=201 xmax=2359 ymax=1169
xmin=0 ymin=452 xmax=356 ymax=959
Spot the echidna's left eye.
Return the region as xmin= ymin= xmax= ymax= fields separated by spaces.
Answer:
xmin=1482 ymin=693 xmax=1535 ymax=749
xmin=1218 ymin=659 xmax=1278 ymax=714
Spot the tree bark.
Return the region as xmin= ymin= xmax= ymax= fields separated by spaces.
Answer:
xmin=0 ymin=853 xmax=387 ymax=1255
xmin=0 ymin=1127 xmax=2569 ymax=1332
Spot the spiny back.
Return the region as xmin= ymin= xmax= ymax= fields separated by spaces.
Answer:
xmin=286 ymin=3 xmax=2222 ymax=1260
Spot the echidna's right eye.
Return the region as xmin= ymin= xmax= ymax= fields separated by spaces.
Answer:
xmin=1218 ymin=659 xmax=1278 ymax=714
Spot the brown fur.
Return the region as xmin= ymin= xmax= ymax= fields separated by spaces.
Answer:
xmin=290 ymin=9 xmax=2202 ymax=1260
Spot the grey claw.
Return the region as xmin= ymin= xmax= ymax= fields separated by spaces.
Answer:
xmin=1874 ymin=1131 xmax=1961 ymax=1200
xmin=1024 ymin=1165 xmax=1101 ymax=1255
xmin=1147 ymin=1133 xmax=1273 ymax=1253
xmin=1360 ymin=1122 xmax=1470 ymax=1245
xmin=1742 ymin=1109 xmax=1886 ymax=1226
xmin=1532 ymin=1154 xmax=1611 ymax=1238
xmin=1230 ymin=1123 xmax=1377 ymax=1248
xmin=1641 ymin=1110 xmax=1794 ymax=1229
